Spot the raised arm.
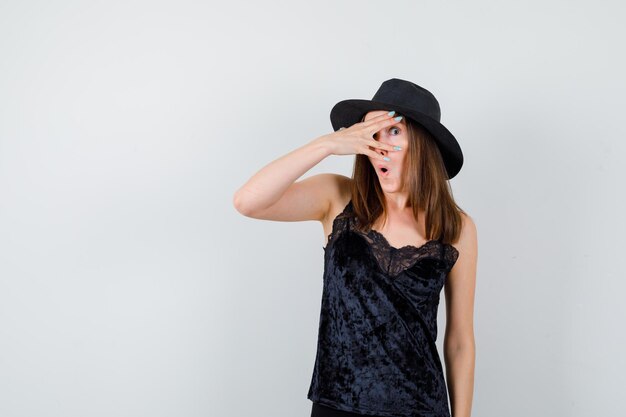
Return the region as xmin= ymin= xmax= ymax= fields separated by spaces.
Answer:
xmin=233 ymin=136 xmax=335 ymax=222
xmin=232 ymin=112 xmax=402 ymax=223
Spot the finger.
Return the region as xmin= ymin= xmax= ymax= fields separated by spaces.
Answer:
xmin=360 ymin=110 xmax=396 ymax=129
xmin=365 ymin=118 xmax=404 ymax=141
xmin=367 ymin=113 xmax=404 ymax=132
xmin=375 ymin=113 xmax=404 ymax=130
xmin=368 ymin=137 xmax=400 ymax=152
xmin=364 ymin=146 xmax=390 ymax=161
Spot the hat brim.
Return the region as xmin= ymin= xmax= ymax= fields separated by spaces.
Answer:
xmin=330 ymin=99 xmax=463 ymax=179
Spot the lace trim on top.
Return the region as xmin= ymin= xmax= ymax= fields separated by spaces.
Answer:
xmin=326 ymin=200 xmax=459 ymax=277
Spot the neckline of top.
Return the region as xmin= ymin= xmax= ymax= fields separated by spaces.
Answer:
xmin=367 ymin=228 xmax=440 ymax=253
xmin=345 ymin=199 xmax=457 ymax=255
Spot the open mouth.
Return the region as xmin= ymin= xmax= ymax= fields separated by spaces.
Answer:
xmin=377 ymin=164 xmax=390 ymax=177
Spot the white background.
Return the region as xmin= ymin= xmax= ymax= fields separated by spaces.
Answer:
xmin=1 ymin=1 xmax=625 ymax=416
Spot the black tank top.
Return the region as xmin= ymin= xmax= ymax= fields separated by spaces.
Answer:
xmin=307 ymin=199 xmax=459 ymax=417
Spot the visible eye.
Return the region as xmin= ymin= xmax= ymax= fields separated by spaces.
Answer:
xmin=373 ymin=127 xmax=400 ymax=141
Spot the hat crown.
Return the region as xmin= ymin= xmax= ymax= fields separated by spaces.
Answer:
xmin=372 ymin=78 xmax=441 ymax=122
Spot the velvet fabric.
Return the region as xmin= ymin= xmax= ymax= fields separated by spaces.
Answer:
xmin=307 ymin=199 xmax=459 ymax=417
xmin=312 ymin=401 xmax=389 ymax=417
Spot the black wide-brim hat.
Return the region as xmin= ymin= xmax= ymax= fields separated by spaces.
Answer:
xmin=330 ymin=78 xmax=463 ymax=179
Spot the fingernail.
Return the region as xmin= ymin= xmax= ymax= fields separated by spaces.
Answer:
xmin=388 ymin=110 xmax=395 ymax=116
xmin=394 ymin=116 xmax=403 ymax=122
xmin=393 ymin=146 xmax=402 ymax=151
xmin=383 ymin=156 xmax=390 ymax=161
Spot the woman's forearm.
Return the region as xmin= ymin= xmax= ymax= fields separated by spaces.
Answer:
xmin=444 ymin=344 xmax=475 ymax=417
xmin=233 ymin=135 xmax=332 ymax=214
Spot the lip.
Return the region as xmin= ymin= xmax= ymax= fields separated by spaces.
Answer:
xmin=376 ymin=163 xmax=391 ymax=177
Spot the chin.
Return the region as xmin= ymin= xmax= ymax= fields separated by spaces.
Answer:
xmin=379 ymin=179 xmax=398 ymax=190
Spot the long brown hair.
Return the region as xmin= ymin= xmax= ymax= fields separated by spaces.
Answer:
xmin=349 ymin=113 xmax=465 ymax=245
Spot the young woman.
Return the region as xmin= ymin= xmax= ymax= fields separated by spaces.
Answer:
xmin=233 ymin=78 xmax=477 ymax=417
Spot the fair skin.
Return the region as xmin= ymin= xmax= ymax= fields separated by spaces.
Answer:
xmin=233 ymin=110 xmax=476 ymax=417
xmin=363 ymin=110 xmax=429 ymax=248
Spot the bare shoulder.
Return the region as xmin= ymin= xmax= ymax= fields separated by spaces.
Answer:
xmin=448 ymin=210 xmax=478 ymax=281
xmin=453 ymin=211 xmax=478 ymax=255
xmin=322 ymin=174 xmax=352 ymax=221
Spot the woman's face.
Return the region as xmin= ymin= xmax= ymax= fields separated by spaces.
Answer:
xmin=365 ymin=110 xmax=409 ymax=191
